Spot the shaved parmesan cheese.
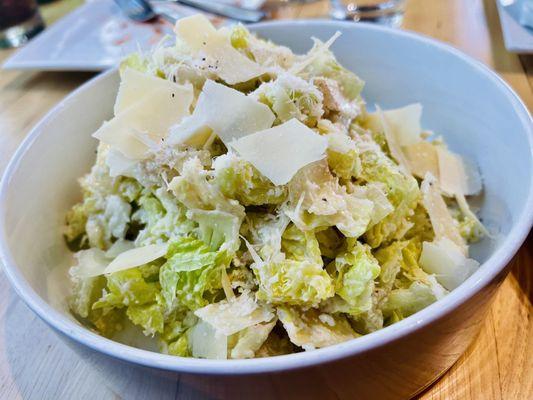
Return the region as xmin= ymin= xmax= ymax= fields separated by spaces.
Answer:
xmin=104 ymin=243 xmax=168 ymax=275
xmin=381 ymin=104 xmax=422 ymax=146
xmin=437 ymin=147 xmax=481 ymax=196
xmin=105 ymin=239 xmax=135 ymax=259
xmin=462 ymin=157 xmax=483 ymax=195
xmin=421 ymin=174 xmax=467 ymax=254
xmin=221 ymin=268 xmax=235 ymax=301
xmin=106 ymin=149 xmax=138 ymax=178
xmin=70 ymin=249 xmax=108 ymax=278
xmin=403 ymin=141 xmax=439 ymax=179
xmin=277 ymin=306 xmax=357 ymax=349
xmin=168 ymin=80 xmax=275 ymax=147
xmin=175 ymin=15 xmax=265 ymax=84
xmin=420 ymin=238 xmax=479 ymax=290
xmin=437 ymin=148 xmax=481 ymax=195
xmin=189 ymin=320 xmax=228 ymax=359
xmin=230 ymin=119 xmax=328 ymax=186
xmin=375 ymin=106 xmax=412 ymax=173
xmin=437 ymin=147 xmax=467 ymax=196
xmin=327 ymin=130 xmax=355 ymax=153
xmin=94 ymin=83 xmax=193 ymax=159
xmin=194 ymin=292 xmax=274 ymax=336
xmin=230 ymin=320 xmax=276 ymax=359
xmin=114 ymin=68 xmax=191 ymax=115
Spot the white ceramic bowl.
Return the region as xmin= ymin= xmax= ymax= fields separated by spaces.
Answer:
xmin=1 ymin=21 xmax=532 ymax=399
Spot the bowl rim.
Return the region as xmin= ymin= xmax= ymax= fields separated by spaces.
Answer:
xmin=1 ymin=20 xmax=532 ymax=375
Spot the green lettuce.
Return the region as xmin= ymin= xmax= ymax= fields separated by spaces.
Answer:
xmin=65 ymin=147 xmax=144 ymax=250
xmin=358 ymin=144 xmax=420 ymax=248
xmin=132 ymin=188 xmax=197 ymax=246
xmin=383 ymin=281 xmax=439 ymax=319
xmin=159 ymin=237 xmax=230 ymax=311
xmin=187 ymin=209 xmax=241 ymax=253
xmin=329 ymin=240 xmax=380 ymax=315
xmin=286 ymin=161 xmax=373 ymax=238
xmin=252 ymin=75 xmax=324 ymax=126
xmin=252 ymin=225 xmax=334 ymax=307
xmin=213 ymin=153 xmax=287 ymax=206
xmin=169 ymin=157 xmax=245 ymax=220
xmin=296 ymin=39 xmax=364 ymax=100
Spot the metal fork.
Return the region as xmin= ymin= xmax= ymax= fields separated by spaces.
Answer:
xmin=114 ymin=0 xmax=265 ymax=24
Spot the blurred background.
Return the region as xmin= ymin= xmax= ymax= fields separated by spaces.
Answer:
xmin=1 ymin=0 xmax=531 ymax=70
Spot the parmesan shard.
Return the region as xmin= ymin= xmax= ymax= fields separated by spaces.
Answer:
xmin=106 ymin=148 xmax=138 ymax=178
xmin=194 ymin=292 xmax=274 ymax=336
xmin=419 ymin=238 xmax=479 ymax=290
xmin=437 ymin=146 xmax=482 ymax=196
xmin=277 ymin=306 xmax=357 ymax=350
xmin=230 ymin=321 xmax=277 ymax=359
xmin=421 ymin=173 xmax=467 ymax=254
xmin=104 ymin=243 xmax=168 ymax=275
xmin=70 ymin=249 xmax=109 ymax=278
xmin=114 ymin=68 xmax=191 ymax=115
xmin=189 ymin=320 xmax=228 ymax=359
xmin=94 ymin=81 xmax=193 ymax=159
xmin=174 ymin=15 xmax=266 ymax=84
xmin=403 ymin=141 xmax=439 ymax=179
xmin=167 ymin=80 xmax=275 ymax=147
xmin=230 ymin=118 xmax=328 ymax=186
xmin=381 ymin=103 xmax=423 ymax=146
xmin=375 ymin=105 xmax=412 ymax=174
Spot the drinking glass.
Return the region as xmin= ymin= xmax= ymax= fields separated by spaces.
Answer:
xmin=0 ymin=0 xmax=45 ymax=48
xmin=330 ymin=0 xmax=406 ymax=27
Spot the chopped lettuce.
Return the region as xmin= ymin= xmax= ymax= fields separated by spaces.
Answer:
xmin=251 ymin=226 xmax=334 ymax=307
xmin=213 ymin=153 xmax=287 ymax=206
xmin=251 ymin=74 xmax=324 ymax=126
xmin=383 ymin=281 xmax=439 ymax=319
xmin=330 ymin=240 xmax=381 ymax=315
xmin=168 ymin=157 xmax=245 ymax=220
xmin=253 ymin=258 xmax=334 ymax=307
xmin=159 ymin=236 xmax=230 ymax=311
xmin=359 ymin=143 xmax=420 ymax=248
xmin=296 ymin=37 xmax=364 ymax=101
xmin=286 ymin=160 xmax=374 ymax=238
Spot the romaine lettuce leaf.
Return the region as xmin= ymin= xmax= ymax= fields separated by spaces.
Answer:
xmin=280 ymin=224 xmax=322 ymax=265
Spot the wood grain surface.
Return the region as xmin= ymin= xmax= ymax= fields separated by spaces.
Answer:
xmin=0 ymin=0 xmax=531 ymax=399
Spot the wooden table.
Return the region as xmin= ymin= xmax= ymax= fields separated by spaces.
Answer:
xmin=0 ymin=0 xmax=531 ymax=398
